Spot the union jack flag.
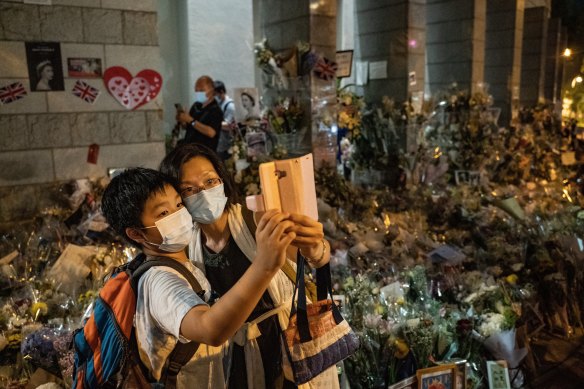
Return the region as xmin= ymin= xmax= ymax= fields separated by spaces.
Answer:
xmin=0 ymin=82 xmax=27 ymax=104
xmin=313 ymin=57 xmax=338 ymax=81
xmin=72 ymin=80 xmax=100 ymax=104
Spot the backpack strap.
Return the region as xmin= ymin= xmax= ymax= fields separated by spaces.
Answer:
xmin=130 ymin=256 xmax=204 ymax=389
xmin=222 ymin=100 xmax=234 ymax=114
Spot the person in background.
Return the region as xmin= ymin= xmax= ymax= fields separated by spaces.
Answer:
xmin=101 ymin=167 xmax=295 ymax=388
xmin=160 ymin=144 xmax=340 ymax=389
xmin=214 ymin=80 xmax=236 ymax=160
xmin=177 ymin=75 xmax=223 ymax=151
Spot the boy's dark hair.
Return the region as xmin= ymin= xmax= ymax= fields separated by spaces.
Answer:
xmin=101 ymin=168 xmax=178 ymax=245
xmin=214 ymin=80 xmax=226 ymax=94
xmin=159 ymin=143 xmax=240 ymax=206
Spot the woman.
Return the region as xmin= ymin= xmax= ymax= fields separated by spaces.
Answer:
xmin=35 ymin=60 xmax=54 ymax=91
xmin=160 ymin=144 xmax=339 ymax=389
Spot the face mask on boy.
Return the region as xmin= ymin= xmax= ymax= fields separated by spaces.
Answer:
xmin=184 ymin=184 xmax=228 ymax=224
xmin=141 ymin=207 xmax=194 ymax=252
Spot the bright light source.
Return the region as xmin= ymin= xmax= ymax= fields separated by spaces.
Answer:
xmin=577 ymin=76 xmax=583 ymax=83
xmin=571 ymin=76 xmax=583 ymax=88
xmin=563 ymin=48 xmax=573 ymax=57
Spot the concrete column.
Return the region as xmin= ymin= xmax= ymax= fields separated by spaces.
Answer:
xmin=484 ymin=0 xmax=524 ymax=127
xmin=354 ymin=0 xmax=426 ymax=103
xmin=258 ymin=0 xmax=338 ymax=164
xmin=520 ymin=6 xmax=549 ymax=106
xmin=426 ymin=0 xmax=486 ymax=95
xmin=544 ymin=18 xmax=561 ymax=103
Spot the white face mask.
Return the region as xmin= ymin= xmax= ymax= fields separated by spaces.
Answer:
xmin=194 ymin=91 xmax=207 ymax=104
xmin=142 ymin=207 xmax=194 ymax=252
xmin=184 ymin=184 xmax=228 ymax=224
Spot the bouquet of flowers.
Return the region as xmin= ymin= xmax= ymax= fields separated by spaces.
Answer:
xmin=267 ymin=97 xmax=304 ymax=134
xmin=338 ymin=87 xmax=365 ymax=139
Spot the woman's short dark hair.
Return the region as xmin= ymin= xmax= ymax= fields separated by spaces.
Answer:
xmin=101 ymin=168 xmax=178 ymax=246
xmin=160 ymin=144 xmax=240 ymax=206
xmin=241 ymin=92 xmax=255 ymax=106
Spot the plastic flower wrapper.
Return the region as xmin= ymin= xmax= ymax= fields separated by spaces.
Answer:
xmin=342 ymin=272 xmax=400 ymax=388
xmin=482 ymin=328 xmax=527 ymax=369
xmin=52 ymin=329 xmax=74 ymax=387
xmin=20 ymin=326 xmax=64 ymax=377
xmin=399 ymin=314 xmax=435 ymax=369
xmin=267 ymin=97 xmax=305 ymax=135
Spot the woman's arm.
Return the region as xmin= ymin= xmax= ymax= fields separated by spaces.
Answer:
xmin=179 ymin=210 xmax=295 ymax=346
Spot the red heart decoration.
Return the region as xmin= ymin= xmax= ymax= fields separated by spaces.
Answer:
xmin=103 ymin=66 xmax=163 ymax=110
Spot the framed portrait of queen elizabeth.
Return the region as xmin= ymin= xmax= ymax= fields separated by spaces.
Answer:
xmin=25 ymin=41 xmax=65 ymax=92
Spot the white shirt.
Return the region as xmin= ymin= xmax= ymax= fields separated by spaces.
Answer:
xmin=135 ymin=260 xmax=228 ymax=388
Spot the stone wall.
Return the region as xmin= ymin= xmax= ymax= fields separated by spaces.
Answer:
xmin=484 ymin=0 xmax=524 ymax=127
xmin=544 ymin=17 xmax=561 ymax=103
xmin=520 ymin=6 xmax=549 ymax=106
xmin=355 ymin=0 xmax=426 ymax=103
xmin=0 ymin=0 xmax=165 ymax=228
xmin=426 ymin=0 xmax=486 ymax=95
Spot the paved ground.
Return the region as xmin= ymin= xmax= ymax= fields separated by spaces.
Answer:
xmin=525 ymin=328 xmax=584 ymax=388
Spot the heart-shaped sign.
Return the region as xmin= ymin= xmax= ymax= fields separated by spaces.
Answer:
xmin=103 ymin=66 xmax=162 ymax=110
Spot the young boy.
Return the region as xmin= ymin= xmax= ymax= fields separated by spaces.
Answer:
xmin=101 ymin=168 xmax=295 ymax=388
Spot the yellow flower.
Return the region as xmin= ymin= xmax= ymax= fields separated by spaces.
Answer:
xmin=30 ymin=302 xmax=48 ymax=318
xmin=505 ymin=274 xmax=518 ymax=285
xmin=394 ymin=338 xmax=410 ymax=359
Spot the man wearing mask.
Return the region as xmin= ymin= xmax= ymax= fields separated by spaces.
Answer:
xmin=177 ymin=75 xmax=223 ymax=151
xmin=214 ymin=80 xmax=236 ymax=160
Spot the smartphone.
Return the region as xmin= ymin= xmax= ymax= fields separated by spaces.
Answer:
xmin=254 ymin=154 xmax=318 ymax=220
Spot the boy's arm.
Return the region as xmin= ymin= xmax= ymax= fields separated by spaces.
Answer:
xmin=179 ymin=210 xmax=294 ymax=346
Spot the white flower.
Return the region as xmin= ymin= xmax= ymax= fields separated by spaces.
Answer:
xmin=364 ymin=313 xmax=382 ymax=329
xmin=478 ymin=313 xmax=505 ymax=337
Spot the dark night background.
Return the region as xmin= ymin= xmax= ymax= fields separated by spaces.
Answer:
xmin=553 ymin=0 xmax=584 ymax=51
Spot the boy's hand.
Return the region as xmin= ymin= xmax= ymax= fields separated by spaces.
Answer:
xmin=254 ymin=210 xmax=295 ymax=272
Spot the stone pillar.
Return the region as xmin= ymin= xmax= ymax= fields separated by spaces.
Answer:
xmin=520 ymin=6 xmax=549 ymax=106
xmin=484 ymin=0 xmax=524 ymax=127
xmin=259 ymin=0 xmax=310 ymax=52
xmin=354 ymin=0 xmax=426 ymax=103
xmin=544 ymin=18 xmax=561 ymax=103
xmin=558 ymin=25 xmax=568 ymax=104
xmin=426 ymin=0 xmax=486 ymax=95
xmin=258 ymin=0 xmax=338 ymax=164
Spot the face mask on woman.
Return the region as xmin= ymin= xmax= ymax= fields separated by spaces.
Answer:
xmin=142 ymin=207 xmax=194 ymax=252
xmin=184 ymin=184 xmax=228 ymax=224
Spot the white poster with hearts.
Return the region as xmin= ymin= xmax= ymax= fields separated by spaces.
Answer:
xmin=103 ymin=66 xmax=162 ymax=110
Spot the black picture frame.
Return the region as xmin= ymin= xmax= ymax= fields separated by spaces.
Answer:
xmin=25 ymin=41 xmax=65 ymax=92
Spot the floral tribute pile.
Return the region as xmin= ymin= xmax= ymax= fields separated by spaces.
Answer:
xmin=0 ymin=82 xmax=582 ymax=389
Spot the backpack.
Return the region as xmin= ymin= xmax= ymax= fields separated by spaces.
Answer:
xmin=72 ymin=253 xmax=203 ymax=389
